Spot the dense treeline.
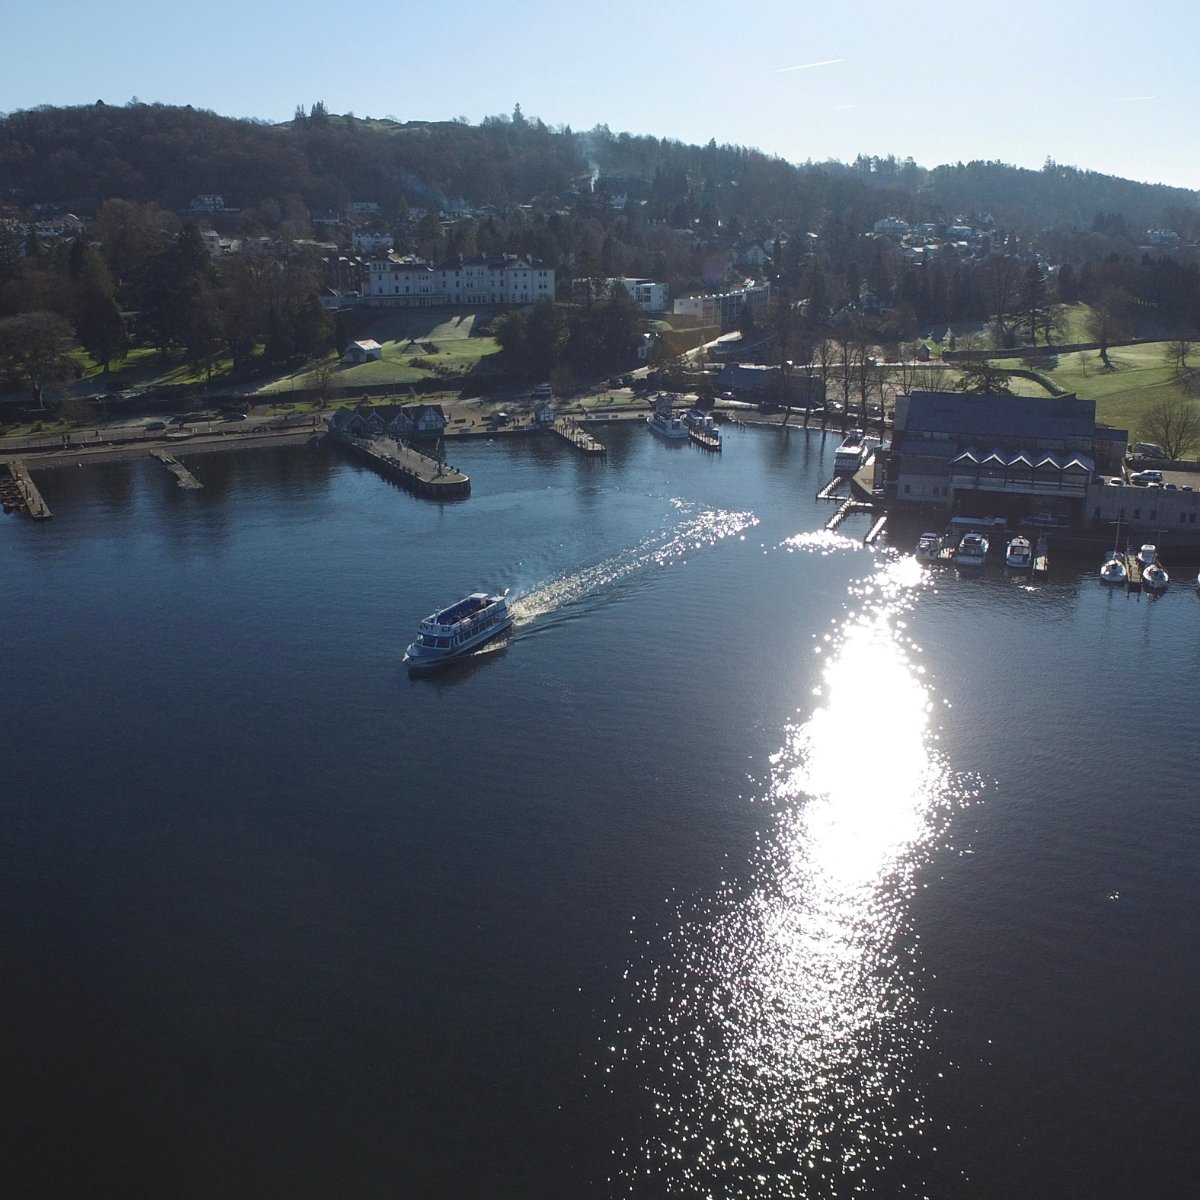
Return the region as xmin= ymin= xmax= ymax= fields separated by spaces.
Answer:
xmin=2 ymin=101 xmax=1200 ymax=404
xmin=3 ymin=102 xmax=1197 ymax=240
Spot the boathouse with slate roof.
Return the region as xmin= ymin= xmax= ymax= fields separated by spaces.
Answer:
xmin=887 ymin=391 xmax=1124 ymax=520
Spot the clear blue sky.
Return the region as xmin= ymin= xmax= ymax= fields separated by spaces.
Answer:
xmin=5 ymin=0 xmax=1198 ymax=192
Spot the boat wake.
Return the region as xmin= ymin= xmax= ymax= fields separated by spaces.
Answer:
xmin=507 ymin=500 xmax=757 ymax=627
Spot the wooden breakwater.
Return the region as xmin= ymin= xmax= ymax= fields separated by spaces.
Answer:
xmin=328 ymin=433 xmax=470 ymax=499
xmin=1 ymin=458 xmax=52 ymax=519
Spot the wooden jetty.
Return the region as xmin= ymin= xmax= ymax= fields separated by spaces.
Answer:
xmin=816 ymin=475 xmax=848 ymax=501
xmin=1033 ymin=535 xmax=1049 ymax=575
xmin=151 ymin=450 xmax=203 ymax=489
xmin=329 ymin=433 xmax=470 ymax=499
xmin=552 ymin=417 xmax=607 ymax=457
xmin=688 ymin=427 xmax=721 ymax=452
xmin=1 ymin=458 xmax=52 ymax=519
xmin=864 ymin=514 xmax=888 ymax=545
xmin=825 ymin=497 xmax=875 ymax=532
xmin=1124 ymin=550 xmax=1142 ymax=592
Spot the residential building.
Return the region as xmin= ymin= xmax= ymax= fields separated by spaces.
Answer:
xmin=572 ymin=277 xmax=669 ymax=311
xmin=363 ymin=253 xmax=555 ymax=308
xmin=353 ymin=230 xmax=394 ymax=252
xmin=672 ymin=282 xmax=771 ymax=330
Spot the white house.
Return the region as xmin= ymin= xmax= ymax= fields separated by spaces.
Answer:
xmin=344 ymin=339 xmax=383 ymax=364
xmin=353 ymin=230 xmax=394 ymax=252
xmin=363 ymin=253 xmax=555 ymax=308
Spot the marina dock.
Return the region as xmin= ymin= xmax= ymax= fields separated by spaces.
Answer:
xmin=551 ymin=417 xmax=607 ymax=457
xmin=864 ymin=514 xmax=888 ymax=545
xmin=825 ymin=497 xmax=876 ymax=532
xmin=151 ymin=450 xmax=203 ymax=489
xmin=1033 ymin=535 xmax=1049 ymax=575
xmin=1124 ymin=550 xmax=1143 ymax=591
xmin=0 ymin=459 xmax=52 ymax=519
xmin=328 ymin=433 xmax=470 ymax=499
xmin=688 ymin=426 xmax=721 ymax=452
xmin=816 ymin=475 xmax=848 ymax=501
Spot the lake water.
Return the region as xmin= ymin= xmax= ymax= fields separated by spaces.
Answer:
xmin=3 ymin=423 xmax=1198 ymax=1199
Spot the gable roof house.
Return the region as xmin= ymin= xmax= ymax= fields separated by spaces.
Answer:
xmin=344 ymin=339 xmax=383 ymax=364
xmin=387 ymin=404 xmax=448 ymax=438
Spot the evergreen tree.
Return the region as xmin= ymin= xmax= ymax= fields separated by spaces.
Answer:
xmin=73 ymin=243 xmax=129 ymax=374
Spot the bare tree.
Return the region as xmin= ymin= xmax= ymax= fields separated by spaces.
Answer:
xmin=1140 ymin=393 xmax=1200 ymax=460
xmin=1085 ymin=287 xmax=1128 ymax=369
xmin=984 ymin=255 xmax=1023 ymax=342
xmin=1164 ymin=337 xmax=1196 ymax=375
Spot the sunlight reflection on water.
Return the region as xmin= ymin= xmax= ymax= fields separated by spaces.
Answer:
xmin=605 ymin=551 xmax=978 ymax=1197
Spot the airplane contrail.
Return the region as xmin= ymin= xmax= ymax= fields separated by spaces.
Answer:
xmin=773 ymin=58 xmax=844 ymax=73
xmin=1118 ymin=95 xmax=1155 ymax=101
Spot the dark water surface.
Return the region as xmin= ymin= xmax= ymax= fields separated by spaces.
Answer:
xmin=3 ymin=424 xmax=1197 ymax=1198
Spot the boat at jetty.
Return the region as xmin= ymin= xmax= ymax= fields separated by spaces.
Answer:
xmin=1099 ymin=551 xmax=1127 ymax=584
xmin=833 ymin=431 xmax=867 ymax=474
xmin=1144 ymin=561 xmax=1169 ymax=591
xmin=915 ymin=531 xmax=943 ymax=562
xmin=404 ymin=592 xmax=512 ymax=670
xmin=683 ymin=408 xmax=721 ymax=449
xmin=955 ymin=532 xmax=989 ymax=568
xmin=647 ymin=395 xmax=688 ymax=440
xmin=1005 ymin=535 xmax=1033 ymax=570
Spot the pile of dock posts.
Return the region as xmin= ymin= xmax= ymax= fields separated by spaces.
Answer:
xmin=0 ymin=459 xmax=51 ymax=519
xmin=552 ymin=417 xmax=606 ymax=457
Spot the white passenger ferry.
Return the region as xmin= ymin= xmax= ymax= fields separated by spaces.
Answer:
xmin=404 ymin=592 xmax=512 ymax=670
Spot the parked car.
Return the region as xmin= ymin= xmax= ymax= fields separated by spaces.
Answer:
xmin=144 ymin=420 xmax=166 ymax=431
xmin=1130 ymin=469 xmax=1164 ymax=484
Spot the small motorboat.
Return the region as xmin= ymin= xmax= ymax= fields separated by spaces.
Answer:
xmin=955 ymin=532 xmax=988 ymax=568
xmin=915 ymin=531 xmax=943 ymax=563
xmin=1005 ymin=535 xmax=1033 ymax=570
xmin=1143 ymin=561 xmax=1169 ymax=592
xmin=1137 ymin=544 xmax=1158 ymax=567
xmin=1099 ymin=552 xmax=1127 ymax=584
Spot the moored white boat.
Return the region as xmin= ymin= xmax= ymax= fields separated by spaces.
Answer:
xmin=404 ymin=591 xmax=512 ymax=670
xmin=833 ymin=431 xmax=867 ymax=474
xmin=1143 ymin=561 xmax=1169 ymax=591
xmin=955 ymin=532 xmax=989 ymax=568
xmin=1099 ymin=552 xmax=1127 ymax=584
xmin=683 ymin=407 xmax=721 ymax=449
xmin=1005 ymin=535 xmax=1033 ymax=570
xmin=1137 ymin=543 xmax=1157 ymax=567
xmin=915 ymin=531 xmax=943 ymax=562
xmin=647 ymin=395 xmax=688 ymax=440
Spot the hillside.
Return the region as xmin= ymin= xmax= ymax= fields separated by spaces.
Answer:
xmin=2 ymin=102 xmax=1197 ymax=240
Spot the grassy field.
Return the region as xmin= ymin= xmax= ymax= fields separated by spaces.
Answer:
xmin=256 ymin=306 xmax=503 ymax=395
